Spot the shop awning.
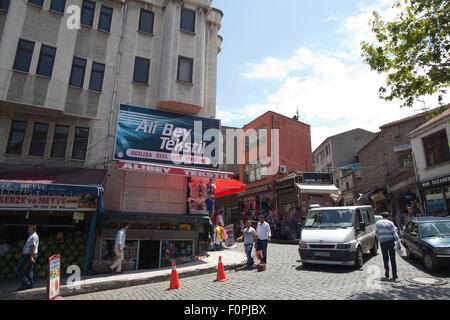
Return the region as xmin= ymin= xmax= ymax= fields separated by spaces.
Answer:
xmin=102 ymin=212 xmax=212 ymax=225
xmin=214 ymin=179 xmax=246 ymax=198
xmin=295 ymin=183 xmax=340 ymax=195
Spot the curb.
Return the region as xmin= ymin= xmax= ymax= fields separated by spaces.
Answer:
xmin=0 ymin=261 xmax=247 ymax=300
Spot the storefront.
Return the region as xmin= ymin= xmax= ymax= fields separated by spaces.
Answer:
xmin=275 ymin=172 xmax=339 ymax=240
xmin=91 ymin=213 xmax=211 ymax=273
xmin=0 ymin=166 xmax=106 ymax=281
xmin=98 ymin=104 xmax=233 ymax=273
xmin=238 ymin=186 xmax=275 ymax=222
xmin=420 ymin=174 xmax=450 ymax=216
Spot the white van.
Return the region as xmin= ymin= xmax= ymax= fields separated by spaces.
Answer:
xmin=298 ymin=206 xmax=378 ymax=268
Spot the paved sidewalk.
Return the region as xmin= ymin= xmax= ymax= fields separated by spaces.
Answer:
xmin=0 ymin=245 xmax=247 ymax=300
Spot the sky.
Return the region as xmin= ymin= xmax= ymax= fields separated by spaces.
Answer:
xmin=212 ymin=0 xmax=446 ymax=151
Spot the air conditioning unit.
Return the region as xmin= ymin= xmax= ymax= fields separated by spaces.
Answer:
xmin=279 ymin=165 xmax=287 ymax=174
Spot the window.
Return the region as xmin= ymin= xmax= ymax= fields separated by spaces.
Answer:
xmin=13 ymin=39 xmax=35 ymax=73
xmin=138 ymin=9 xmax=154 ymax=34
xmin=177 ymin=56 xmax=193 ymax=83
xmin=36 ymin=45 xmax=56 ymax=77
xmin=81 ymin=0 xmax=95 ymax=27
xmin=6 ymin=121 xmax=27 ymax=155
xmin=0 ymin=0 xmax=10 ymax=11
xmin=50 ymin=0 xmax=66 ymax=13
xmin=50 ymin=125 xmax=69 ymax=158
xmin=72 ymin=127 xmax=90 ymax=160
xmin=422 ymin=129 xmax=450 ymax=167
xmin=89 ymin=62 xmax=105 ymax=92
xmin=29 ymin=123 xmax=49 ymax=156
xmin=98 ymin=5 xmax=113 ymax=32
xmin=133 ymin=57 xmax=150 ymax=84
xmin=28 ymin=0 xmax=44 ymax=7
xmin=69 ymin=57 xmax=87 ymax=88
xmin=180 ymin=7 xmax=195 ymax=33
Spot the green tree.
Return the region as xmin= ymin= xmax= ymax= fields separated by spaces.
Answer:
xmin=361 ymin=0 xmax=449 ymax=109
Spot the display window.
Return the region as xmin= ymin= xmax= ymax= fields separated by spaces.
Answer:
xmin=160 ymin=240 xmax=194 ymax=267
xmin=98 ymin=239 xmax=138 ymax=271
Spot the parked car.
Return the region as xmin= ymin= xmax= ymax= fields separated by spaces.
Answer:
xmin=375 ymin=215 xmax=383 ymax=222
xmin=401 ymin=217 xmax=450 ymax=272
xmin=298 ymin=206 xmax=378 ymax=268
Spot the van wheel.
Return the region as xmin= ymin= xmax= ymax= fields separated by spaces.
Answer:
xmin=354 ymin=247 xmax=364 ymax=269
xmin=370 ymin=240 xmax=378 ymax=256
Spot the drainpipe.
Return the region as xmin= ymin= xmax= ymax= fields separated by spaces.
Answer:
xmin=104 ymin=0 xmax=128 ymax=169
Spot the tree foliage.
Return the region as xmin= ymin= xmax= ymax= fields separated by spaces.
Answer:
xmin=361 ymin=0 xmax=449 ymax=109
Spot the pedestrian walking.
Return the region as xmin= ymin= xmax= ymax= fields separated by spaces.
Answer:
xmin=376 ymin=212 xmax=401 ymax=281
xmin=16 ymin=225 xmax=39 ymax=291
xmin=236 ymin=220 xmax=257 ymax=269
xmin=256 ymin=215 xmax=271 ymax=264
xmin=216 ymin=211 xmax=224 ymax=227
xmin=110 ymin=223 xmax=129 ymax=274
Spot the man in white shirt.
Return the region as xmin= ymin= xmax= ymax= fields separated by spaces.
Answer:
xmin=376 ymin=212 xmax=400 ymax=280
xmin=256 ymin=215 xmax=271 ymax=264
xmin=216 ymin=211 xmax=224 ymax=227
xmin=110 ymin=223 xmax=129 ymax=273
xmin=16 ymin=225 xmax=39 ymax=291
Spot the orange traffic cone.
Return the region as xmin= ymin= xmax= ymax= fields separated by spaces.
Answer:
xmin=214 ymin=256 xmax=229 ymax=282
xmin=168 ymin=262 xmax=182 ymax=290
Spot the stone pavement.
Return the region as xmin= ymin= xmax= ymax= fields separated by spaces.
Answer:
xmin=0 ymin=245 xmax=247 ymax=300
xmin=67 ymin=243 xmax=450 ymax=300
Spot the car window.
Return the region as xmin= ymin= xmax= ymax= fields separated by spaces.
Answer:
xmin=412 ymin=223 xmax=419 ymax=235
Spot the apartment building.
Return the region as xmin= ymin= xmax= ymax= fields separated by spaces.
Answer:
xmin=0 ymin=0 xmax=223 ymax=273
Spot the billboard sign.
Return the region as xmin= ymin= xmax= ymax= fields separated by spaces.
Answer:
xmin=114 ymin=104 xmax=221 ymax=170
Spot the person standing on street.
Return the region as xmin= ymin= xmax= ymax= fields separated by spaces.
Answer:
xmin=216 ymin=211 xmax=225 ymax=227
xmin=110 ymin=223 xmax=129 ymax=274
xmin=256 ymin=215 xmax=271 ymax=264
xmin=236 ymin=219 xmax=257 ymax=269
xmin=376 ymin=212 xmax=401 ymax=281
xmin=16 ymin=225 xmax=39 ymax=291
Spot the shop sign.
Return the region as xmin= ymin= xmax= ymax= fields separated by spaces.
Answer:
xmin=421 ymin=175 xmax=450 ymax=189
xmin=114 ymin=104 xmax=221 ymax=170
xmin=0 ymin=182 xmax=98 ymax=212
xmin=118 ymin=161 xmax=233 ymax=180
xmin=393 ymin=144 xmax=411 ymax=152
xmin=301 ymin=172 xmax=333 ymax=184
xmin=47 ymin=254 xmax=61 ymax=300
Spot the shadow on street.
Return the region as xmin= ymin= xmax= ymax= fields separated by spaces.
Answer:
xmin=295 ymin=254 xmax=377 ymax=273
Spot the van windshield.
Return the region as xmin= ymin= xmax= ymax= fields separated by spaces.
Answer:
xmin=304 ymin=210 xmax=354 ymax=229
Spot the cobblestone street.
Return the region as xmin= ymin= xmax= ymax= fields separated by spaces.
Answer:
xmin=68 ymin=243 xmax=450 ymax=300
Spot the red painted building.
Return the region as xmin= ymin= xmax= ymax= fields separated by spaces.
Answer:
xmin=237 ymin=111 xmax=312 ymax=224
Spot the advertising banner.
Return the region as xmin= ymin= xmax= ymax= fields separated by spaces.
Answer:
xmin=0 ymin=182 xmax=98 ymax=211
xmin=47 ymin=254 xmax=61 ymax=300
xmin=118 ymin=161 xmax=233 ymax=180
xmin=114 ymin=104 xmax=221 ymax=170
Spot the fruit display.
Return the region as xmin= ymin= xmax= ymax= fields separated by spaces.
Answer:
xmin=0 ymin=231 xmax=88 ymax=282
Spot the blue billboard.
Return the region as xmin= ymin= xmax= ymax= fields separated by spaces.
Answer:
xmin=114 ymin=104 xmax=221 ymax=169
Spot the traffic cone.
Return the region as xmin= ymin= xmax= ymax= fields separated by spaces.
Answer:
xmin=214 ymin=256 xmax=229 ymax=282
xmin=168 ymin=262 xmax=182 ymax=290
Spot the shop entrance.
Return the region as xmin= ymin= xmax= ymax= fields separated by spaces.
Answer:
xmin=138 ymin=240 xmax=160 ymax=270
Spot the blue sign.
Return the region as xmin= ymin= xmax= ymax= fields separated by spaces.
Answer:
xmin=114 ymin=104 xmax=221 ymax=169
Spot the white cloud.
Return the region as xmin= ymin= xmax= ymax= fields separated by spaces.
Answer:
xmin=322 ymin=14 xmax=340 ymax=23
xmin=224 ymin=0 xmax=448 ymax=150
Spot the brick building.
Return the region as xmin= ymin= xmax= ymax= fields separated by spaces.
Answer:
xmin=357 ymin=109 xmax=435 ymax=214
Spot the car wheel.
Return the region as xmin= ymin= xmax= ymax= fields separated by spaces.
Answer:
xmin=423 ymin=253 xmax=438 ymax=272
xmin=354 ymin=247 xmax=364 ymax=269
xmin=370 ymin=240 xmax=378 ymax=256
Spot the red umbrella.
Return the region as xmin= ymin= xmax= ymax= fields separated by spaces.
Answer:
xmin=214 ymin=179 xmax=246 ymax=198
